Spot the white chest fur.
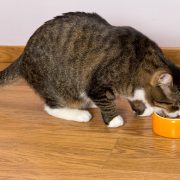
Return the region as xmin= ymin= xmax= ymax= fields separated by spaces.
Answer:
xmin=127 ymin=89 xmax=154 ymax=116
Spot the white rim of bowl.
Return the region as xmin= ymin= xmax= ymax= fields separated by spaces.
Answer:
xmin=154 ymin=112 xmax=180 ymax=121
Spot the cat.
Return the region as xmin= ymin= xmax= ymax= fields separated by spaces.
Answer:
xmin=129 ymin=60 xmax=180 ymax=116
xmin=1 ymin=12 xmax=179 ymax=128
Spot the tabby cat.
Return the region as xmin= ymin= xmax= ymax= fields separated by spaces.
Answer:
xmin=1 ymin=12 xmax=180 ymax=128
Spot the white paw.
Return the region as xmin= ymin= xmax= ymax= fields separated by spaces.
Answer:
xmin=108 ymin=115 xmax=124 ymax=128
xmin=139 ymin=107 xmax=153 ymax=117
xmin=44 ymin=105 xmax=92 ymax=122
xmin=75 ymin=110 xmax=92 ymax=122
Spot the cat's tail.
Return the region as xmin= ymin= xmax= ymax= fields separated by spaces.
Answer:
xmin=0 ymin=55 xmax=22 ymax=85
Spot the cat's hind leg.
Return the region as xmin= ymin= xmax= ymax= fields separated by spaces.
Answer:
xmin=44 ymin=95 xmax=92 ymax=122
xmin=44 ymin=105 xmax=92 ymax=122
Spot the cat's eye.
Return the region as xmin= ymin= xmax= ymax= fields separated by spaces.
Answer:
xmin=155 ymin=100 xmax=172 ymax=105
xmin=153 ymin=101 xmax=172 ymax=109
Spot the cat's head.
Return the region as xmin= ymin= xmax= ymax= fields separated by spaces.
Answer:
xmin=128 ymin=69 xmax=180 ymax=118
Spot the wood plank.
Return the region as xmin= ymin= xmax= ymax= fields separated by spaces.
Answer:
xmin=162 ymin=48 xmax=180 ymax=65
xmin=103 ymin=137 xmax=180 ymax=174
xmin=0 ymin=46 xmax=24 ymax=63
xmin=0 ymin=82 xmax=180 ymax=179
xmin=0 ymin=62 xmax=10 ymax=70
xmin=0 ymin=46 xmax=180 ymax=64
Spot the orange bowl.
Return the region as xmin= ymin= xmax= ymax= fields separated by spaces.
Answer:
xmin=152 ymin=113 xmax=180 ymax=138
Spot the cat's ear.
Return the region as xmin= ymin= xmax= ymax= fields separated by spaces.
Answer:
xmin=158 ymin=73 xmax=172 ymax=85
xmin=150 ymin=70 xmax=173 ymax=86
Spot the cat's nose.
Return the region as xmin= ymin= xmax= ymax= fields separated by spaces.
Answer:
xmin=154 ymin=108 xmax=163 ymax=116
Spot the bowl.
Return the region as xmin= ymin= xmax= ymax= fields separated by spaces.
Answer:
xmin=152 ymin=113 xmax=180 ymax=138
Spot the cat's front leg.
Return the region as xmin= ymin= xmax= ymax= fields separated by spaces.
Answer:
xmin=103 ymin=113 xmax=124 ymax=128
xmin=88 ymin=87 xmax=124 ymax=128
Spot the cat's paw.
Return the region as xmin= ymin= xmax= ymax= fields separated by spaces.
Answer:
xmin=75 ymin=110 xmax=92 ymax=122
xmin=44 ymin=105 xmax=92 ymax=122
xmin=139 ymin=107 xmax=153 ymax=117
xmin=108 ymin=115 xmax=124 ymax=128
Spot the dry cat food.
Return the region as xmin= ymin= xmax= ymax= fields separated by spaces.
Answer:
xmin=157 ymin=113 xmax=180 ymax=119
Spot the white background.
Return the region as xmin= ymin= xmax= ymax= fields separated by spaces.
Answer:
xmin=0 ymin=0 xmax=180 ymax=47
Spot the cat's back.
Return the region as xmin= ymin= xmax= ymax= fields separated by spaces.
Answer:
xmin=22 ymin=12 xmax=114 ymax=89
xmin=27 ymin=12 xmax=110 ymax=41
xmin=53 ymin=12 xmax=110 ymax=26
xmin=24 ymin=12 xmax=112 ymax=57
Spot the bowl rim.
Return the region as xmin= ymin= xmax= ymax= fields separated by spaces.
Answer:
xmin=153 ymin=112 xmax=180 ymax=121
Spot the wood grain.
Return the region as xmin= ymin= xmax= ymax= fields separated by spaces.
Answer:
xmin=0 ymin=62 xmax=11 ymax=69
xmin=0 ymin=46 xmax=24 ymax=63
xmin=162 ymin=48 xmax=180 ymax=65
xmin=0 ymin=80 xmax=180 ymax=179
xmin=0 ymin=46 xmax=180 ymax=65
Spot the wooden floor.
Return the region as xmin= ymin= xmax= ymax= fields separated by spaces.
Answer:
xmin=0 ymin=80 xmax=179 ymax=180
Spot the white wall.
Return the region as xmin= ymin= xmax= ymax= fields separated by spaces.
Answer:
xmin=0 ymin=0 xmax=180 ymax=47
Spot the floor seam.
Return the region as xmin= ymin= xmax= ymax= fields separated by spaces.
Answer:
xmin=101 ymin=138 xmax=119 ymax=170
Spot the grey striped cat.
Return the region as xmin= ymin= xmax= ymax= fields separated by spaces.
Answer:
xmin=1 ymin=12 xmax=179 ymax=127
